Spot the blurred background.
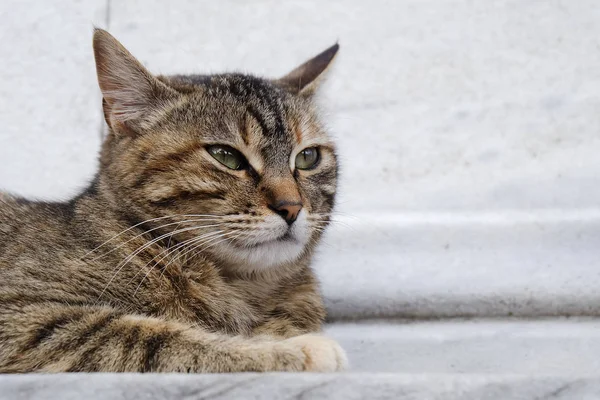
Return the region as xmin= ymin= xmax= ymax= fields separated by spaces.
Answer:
xmin=1 ymin=1 xmax=600 ymax=322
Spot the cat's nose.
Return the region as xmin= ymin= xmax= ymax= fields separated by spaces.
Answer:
xmin=268 ymin=201 xmax=302 ymax=225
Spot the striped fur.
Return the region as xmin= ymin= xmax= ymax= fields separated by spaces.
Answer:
xmin=0 ymin=29 xmax=346 ymax=373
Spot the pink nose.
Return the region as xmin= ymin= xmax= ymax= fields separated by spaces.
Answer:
xmin=268 ymin=201 xmax=303 ymax=225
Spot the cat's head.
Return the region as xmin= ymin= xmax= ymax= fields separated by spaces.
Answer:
xmin=92 ymin=29 xmax=339 ymax=272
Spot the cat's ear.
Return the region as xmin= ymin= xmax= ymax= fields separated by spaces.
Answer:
xmin=93 ymin=28 xmax=176 ymax=132
xmin=276 ymin=43 xmax=339 ymax=97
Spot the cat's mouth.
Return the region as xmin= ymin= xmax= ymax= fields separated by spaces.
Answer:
xmin=210 ymin=212 xmax=310 ymax=270
xmin=277 ymin=230 xmax=294 ymax=242
xmin=235 ymin=230 xmax=297 ymax=249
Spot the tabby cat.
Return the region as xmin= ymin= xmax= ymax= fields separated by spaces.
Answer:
xmin=0 ymin=29 xmax=347 ymax=373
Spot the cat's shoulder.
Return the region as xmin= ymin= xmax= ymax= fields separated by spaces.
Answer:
xmin=0 ymin=193 xmax=73 ymax=227
xmin=0 ymin=191 xmax=26 ymax=214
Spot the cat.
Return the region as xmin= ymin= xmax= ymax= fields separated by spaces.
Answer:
xmin=0 ymin=29 xmax=347 ymax=373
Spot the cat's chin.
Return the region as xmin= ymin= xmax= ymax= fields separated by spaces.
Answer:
xmin=222 ymin=238 xmax=307 ymax=271
xmin=211 ymin=211 xmax=311 ymax=271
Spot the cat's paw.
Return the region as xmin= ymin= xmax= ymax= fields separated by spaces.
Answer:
xmin=280 ymin=334 xmax=348 ymax=372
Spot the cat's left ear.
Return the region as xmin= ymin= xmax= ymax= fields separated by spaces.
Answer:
xmin=93 ymin=28 xmax=177 ymax=133
xmin=276 ymin=43 xmax=339 ymax=97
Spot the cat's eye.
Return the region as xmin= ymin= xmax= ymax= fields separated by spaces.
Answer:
xmin=207 ymin=145 xmax=247 ymax=170
xmin=295 ymin=147 xmax=320 ymax=170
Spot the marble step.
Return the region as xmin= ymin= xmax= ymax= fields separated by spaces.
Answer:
xmin=1 ymin=319 xmax=598 ymax=399
xmin=326 ymin=318 xmax=600 ymax=374
xmin=1 ymin=372 xmax=597 ymax=400
xmin=317 ymin=211 xmax=600 ymax=319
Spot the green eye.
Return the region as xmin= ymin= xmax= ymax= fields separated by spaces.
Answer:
xmin=207 ymin=145 xmax=247 ymax=170
xmin=295 ymin=147 xmax=320 ymax=170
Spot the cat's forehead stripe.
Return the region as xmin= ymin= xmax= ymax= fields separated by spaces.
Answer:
xmin=246 ymin=105 xmax=270 ymax=140
xmin=293 ymin=120 xmax=303 ymax=143
xmin=222 ymin=76 xmax=298 ymax=167
xmin=240 ymin=113 xmax=251 ymax=146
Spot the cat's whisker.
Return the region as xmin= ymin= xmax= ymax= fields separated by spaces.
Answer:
xmin=164 ymin=229 xmax=241 ymax=270
xmin=309 ymin=226 xmax=331 ymax=232
xmin=116 ymin=223 xmax=227 ymax=271
xmin=166 ymin=221 xmax=185 ymax=249
xmin=86 ymin=217 xmax=229 ymax=262
xmin=157 ymin=230 xmax=237 ymax=281
xmin=161 ymin=230 xmax=223 ymax=262
xmin=151 ymin=230 xmax=243 ymax=292
xmin=96 ymin=223 xmax=225 ymax=302
xmin=132 ymin=230 xmax=232 ymax=296
xmin=311 ymin=223 xmax=337 ymax=229
xmin=160 ymin=228 xmax=230 ymax=264
xmin=182 ymin=230 xmax=244 ymax=266
xmin=310 ymin=212 xmax=359 ymax=229
xmin=308 ymin=218 xmax=332 ymax=224
xmin=307 ymin=218 xmax=333 ymax=225
xmin=310 ymin=223 xmax=328 ymax=229
xmin=128 ymin=230 xmax=224 ymax=287
xmin=82 ymin=214 xmax=231 ymax=259
xmin=309 ymin=217 xmax=353 ymax=230
xmin=309 ymin=210 xmax=356 ymax=218
xmin=317 ymin=210 xmax=358 ymax=218
xmin=191 ymin=232 xmax=245 ymax=261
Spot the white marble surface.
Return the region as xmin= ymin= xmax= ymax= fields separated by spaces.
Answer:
xmin=318 ymin=210 xmax=600 ymax=319
xmin=2 ymin=372 xmax=598 ymax=400
xmin=0 ymin=0 xmax=105 ymax=199
xmin=326 ymin=319 xmax=600 ymax=374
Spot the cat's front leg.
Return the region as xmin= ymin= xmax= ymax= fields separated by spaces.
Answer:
xmin=252 ymin=318 xmax=308 ymax=339
xmin=276 ymin=334 xmax=348 ymax=372
xmin=250 ymin=268 xmax=328 ymax=339
xmin=250 ymin=300 xmax=348 ymax=370
xmin=0 ymin=303 xmax=346 ymax=373
xmin=253 ymin=322 xmax=348 ymax=371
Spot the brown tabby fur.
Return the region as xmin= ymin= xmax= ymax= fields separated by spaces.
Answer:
xmin=0 ymin=29 xmax=346 ymax=373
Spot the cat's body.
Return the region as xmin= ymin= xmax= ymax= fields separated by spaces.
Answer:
xmin=0 ymin=30 xmax=346 ymax=373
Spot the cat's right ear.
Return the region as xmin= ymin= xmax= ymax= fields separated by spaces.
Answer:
xmin=276 ymin=43 xmax=339 ymax=97
xmin=93 ymin=28 xmax=176 ymax=134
